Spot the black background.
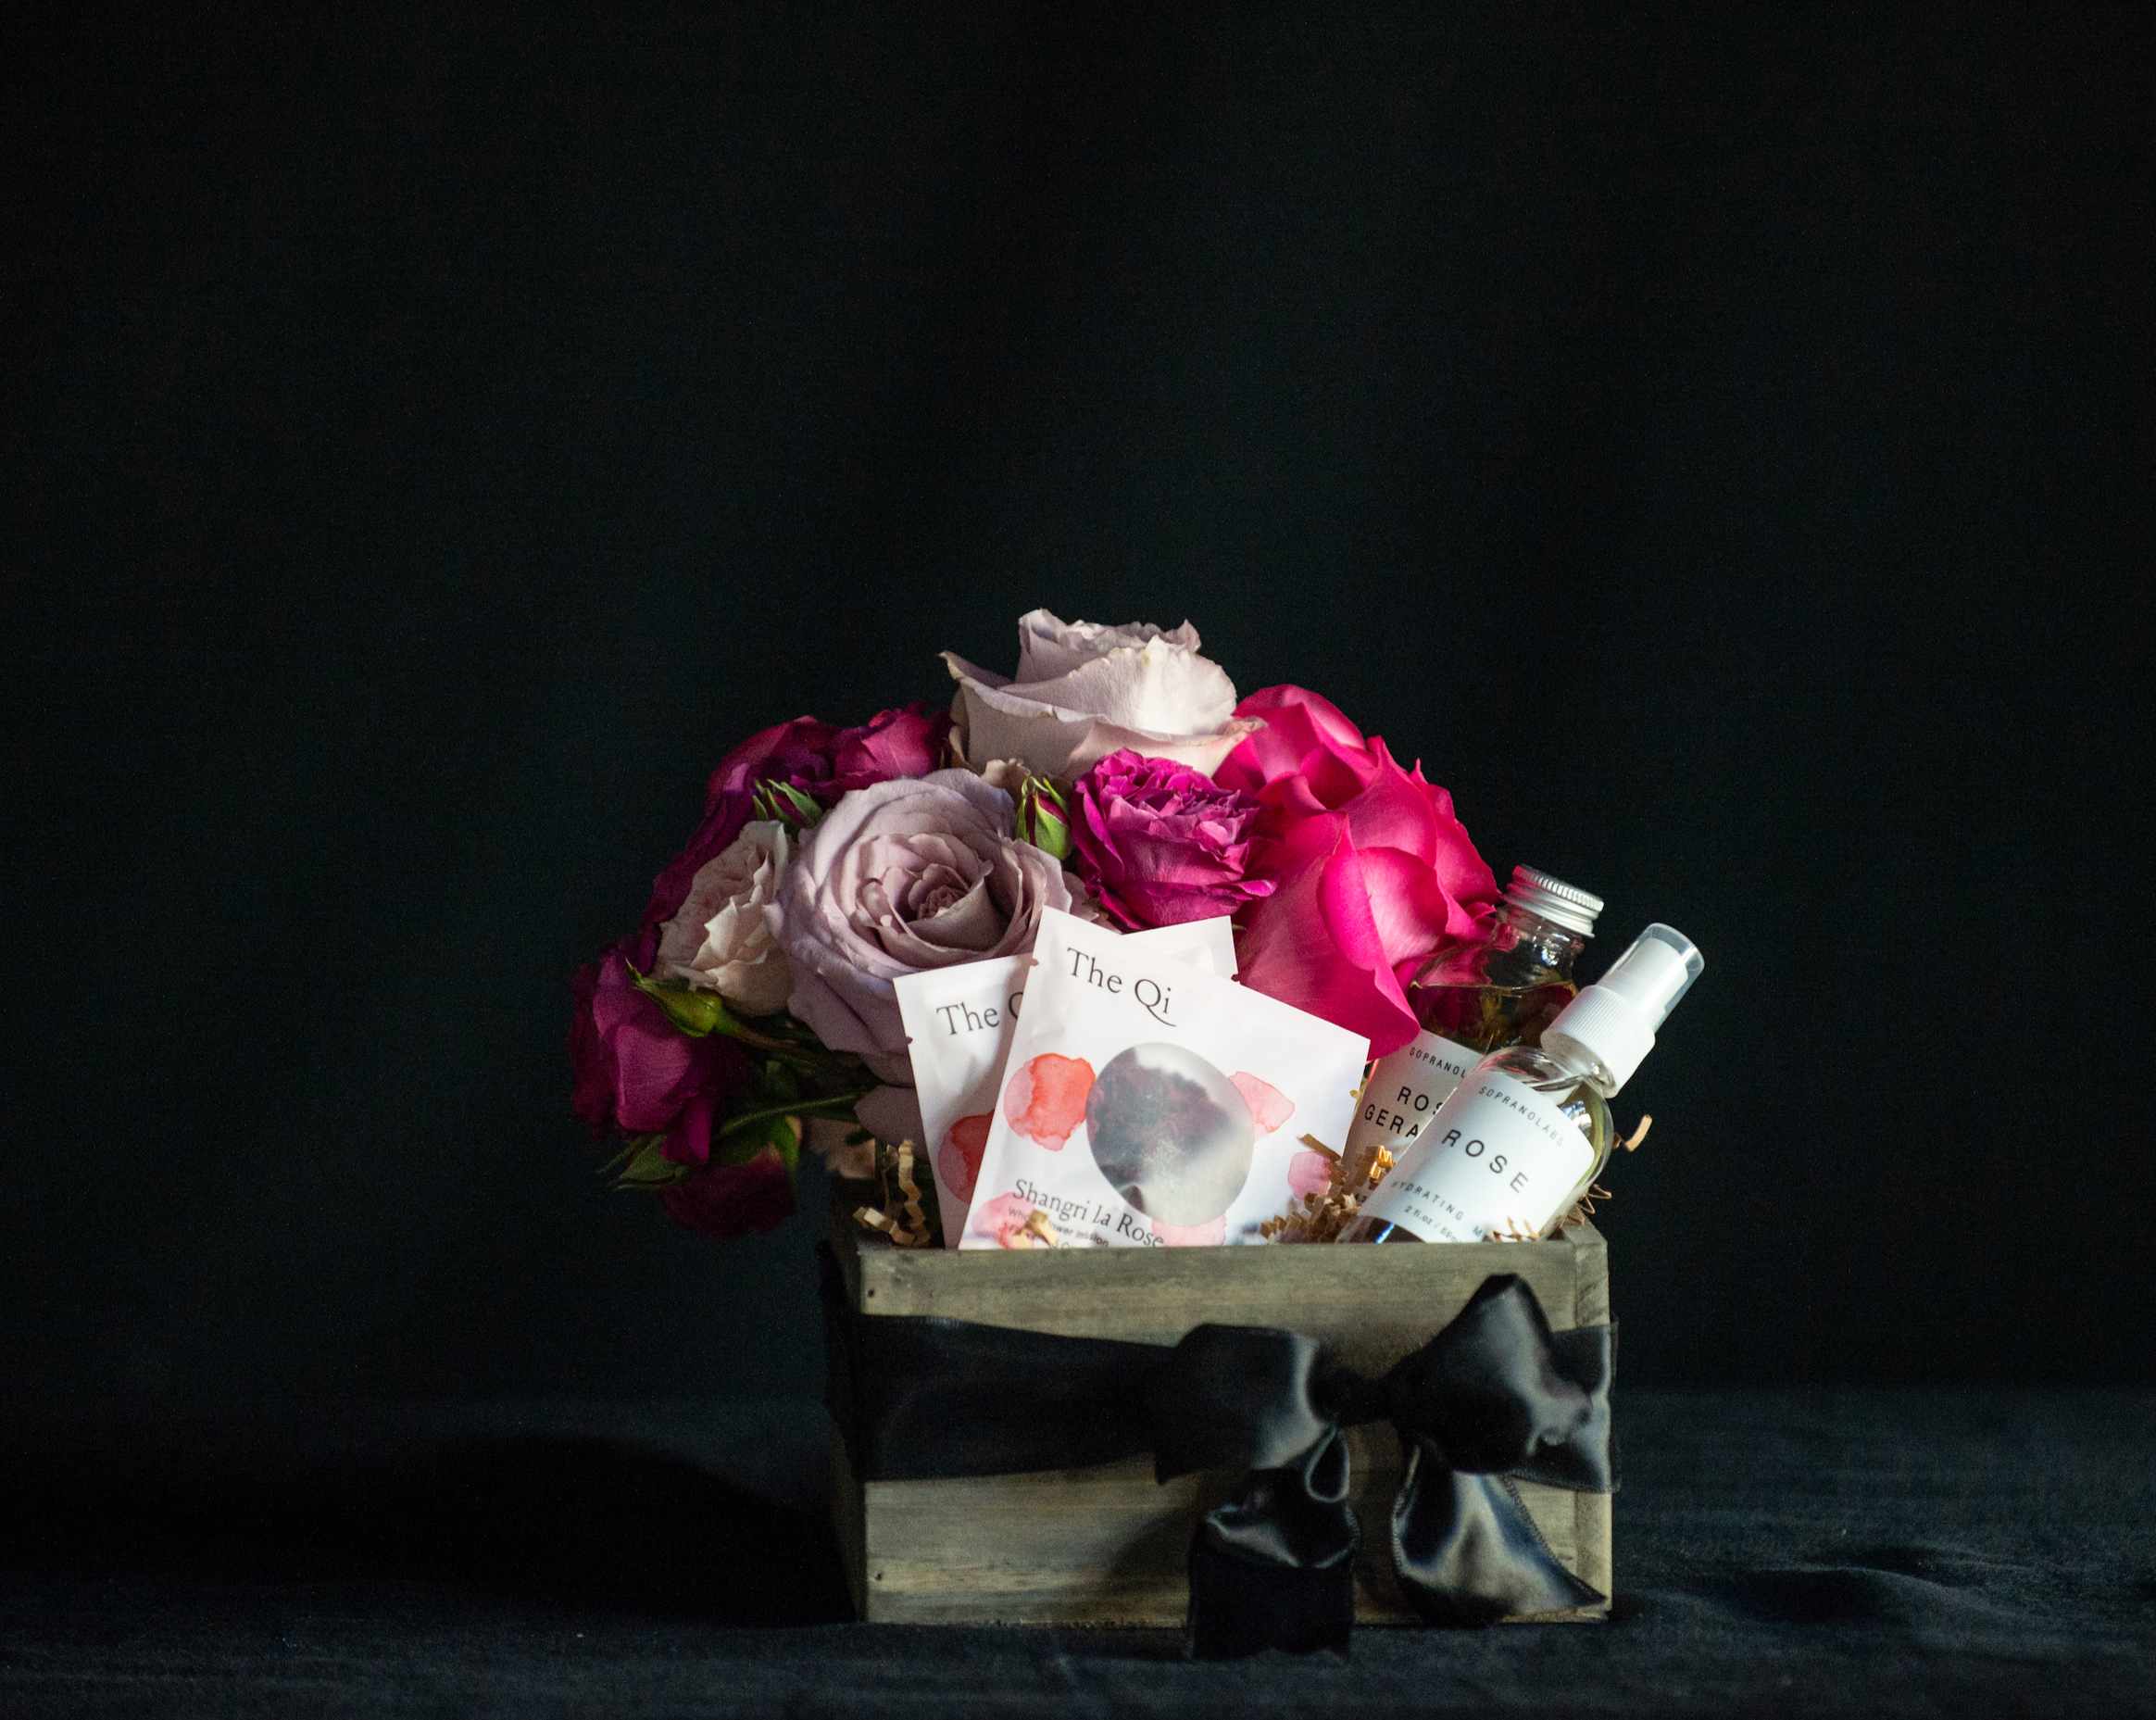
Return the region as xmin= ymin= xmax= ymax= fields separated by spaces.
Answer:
xmin=5 ymin=4 xmax=2150 ymax=1413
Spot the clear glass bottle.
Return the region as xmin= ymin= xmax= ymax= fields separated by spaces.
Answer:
xmin=1341 ymin=867 xmax=1602 ymax=1168
xmin=1345 ymin=924 xmax=1703 ymax=1244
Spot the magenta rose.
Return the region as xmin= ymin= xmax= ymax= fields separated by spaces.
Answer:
xmin=1068 ymin=749 xmax=1274 ymax=929
xmin=568 ymin=944 xmax=752 ymax=1164
xmin=658 ymin=1147 xmax=796 ymax=1242
xmin=1213 ymin=684 xmax=1385 ymax=819
xmin=640 ymin=704 xmax=950 ymax=939
xmin=1223 ymin=687 xmax=1497 ymax=1056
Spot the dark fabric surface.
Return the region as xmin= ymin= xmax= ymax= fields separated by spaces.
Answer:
xmin=2 ymin=1391 xmax=2151 ymax=1716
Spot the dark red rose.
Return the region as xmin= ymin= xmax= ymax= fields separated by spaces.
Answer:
xmin=639 ymin=705 xmax=950 ymax=938
xmin=658 ymin=1147 xmax=796 ymax=1241
xmin=568 ymin=944 xmax=750 ymax=1150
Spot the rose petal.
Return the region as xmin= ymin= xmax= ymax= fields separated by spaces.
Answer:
xmin=1235 ymin=817 xmax=1422 ymax=1056
xmin=1215 ymin=685 xmax=1378 ymax=804
xmin=1337 ymin=753 xmax=1444 ymax=861
xmin=902 ymin=875 xmax=1008 ymax=953
xmin=943 ymin=614 xmax=1262 ymax=780
xmin=1341 ymin=845 xmax=1456 ymax=969
xmin=1010 ymin=639 xmax=1238 ymax=733
xmin=770 ymin=771 xmax=1063 ymax=1082
xmin=1013 ymin=609 xmax=1204 ymax=683
xmin=855 ymin=1084 xmax=925 ymax=1149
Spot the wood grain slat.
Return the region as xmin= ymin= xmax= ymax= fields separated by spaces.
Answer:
xmin=830 ymin=1215 xmax=1611 ymax=1626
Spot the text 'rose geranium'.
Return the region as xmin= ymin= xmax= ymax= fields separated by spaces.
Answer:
xmin=1069 ymin=749 xmax=1273 ymax=930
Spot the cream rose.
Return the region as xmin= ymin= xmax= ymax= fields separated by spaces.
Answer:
xmin=942 ymin=609 xmax=1263 ymax=780
xmin=654 ymin=820 xmax=795 ymax=1016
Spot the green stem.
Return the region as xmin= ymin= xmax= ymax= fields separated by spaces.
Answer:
xmin=714 ymin=1090 xmax=871 ymax=1141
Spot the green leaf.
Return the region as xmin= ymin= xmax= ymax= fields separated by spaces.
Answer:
xmin=709 ymin=1091 xmax=868 ymax=1168
xmin=611 ymin=1135 xmax=688 ymax=1188
xmin=628 ymin=970 xmax=857 ymax=1074
xmin=760 ymin=1060 xmax=804 ymax=1105
xmin=597 ymin=1133 xmax=654 ymax=1176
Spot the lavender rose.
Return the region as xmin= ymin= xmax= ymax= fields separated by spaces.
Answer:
xmin=1070 ymin=749 xmax=1275 ymax=930
xmin=767 ymin=770 xmax=1074 ymax=1084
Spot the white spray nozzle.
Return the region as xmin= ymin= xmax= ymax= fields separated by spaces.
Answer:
xmin=1541 ymin=923 xmax=1703 ymax=1095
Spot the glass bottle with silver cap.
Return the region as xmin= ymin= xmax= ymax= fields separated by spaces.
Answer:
xmin=1340 ymin=866 xmax=1604 ymax=1170
xmin=1344 ymin=923 xmax=1703 ymax=1244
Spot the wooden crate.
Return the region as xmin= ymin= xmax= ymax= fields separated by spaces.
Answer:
xmin=827 ymin=1218 xmax=1611 ymax=1627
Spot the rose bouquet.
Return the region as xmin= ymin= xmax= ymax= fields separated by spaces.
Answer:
xmin=570 ymin=610 xmax=1498 ymax=1244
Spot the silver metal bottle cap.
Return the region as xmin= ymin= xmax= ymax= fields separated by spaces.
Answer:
xmin=1504 ymin=866 xmax=1603 ymax=936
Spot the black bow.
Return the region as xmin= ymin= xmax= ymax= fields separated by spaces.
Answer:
xmin=820 ymin=1247 xmax=1615 ymax=1657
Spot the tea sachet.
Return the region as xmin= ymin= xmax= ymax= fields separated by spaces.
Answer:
xmin=894 ymin=914 xmax=1235 ymax=1246
xmin=959 ymin=908 xmax=1368 ymax=1249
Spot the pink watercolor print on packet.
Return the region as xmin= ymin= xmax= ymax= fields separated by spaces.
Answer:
xmin=1002 ymin=1054 xmax=1095 ymax=1149
xmin=981 ymin=1056 xmax=1297 ymax=1248
xmin=936 ymin=1113 xmax=993 ymax=1204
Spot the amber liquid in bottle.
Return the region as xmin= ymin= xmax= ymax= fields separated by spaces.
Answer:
xmin=1406 ymin=923 xmax=1583 ymax=1055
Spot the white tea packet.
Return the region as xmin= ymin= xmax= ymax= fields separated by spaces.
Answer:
xmin=959 ymin=908 xmax=1369 ymax=1250
xmin=894 ymin=915 xmax=1236 ymax=1247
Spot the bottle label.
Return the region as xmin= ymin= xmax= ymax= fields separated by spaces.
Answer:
xmin=1343 ymin=1030 xmax=1481 ymax=1162
xmin=1359 ymin=1069 xmax=1593 ymax=1242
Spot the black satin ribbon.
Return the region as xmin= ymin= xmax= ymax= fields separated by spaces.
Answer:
xmin=819 ymin=1245 xmax=1615 ymax=1656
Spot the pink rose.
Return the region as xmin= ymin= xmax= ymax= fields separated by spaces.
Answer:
xmin=1068 ymin=750 xmax=1274 ymax=930
xmin=658 ymin=1146 xmax=796 ymax=1242
xmin=568 ymin=945 xmax=751 ymax=1162
xmin=1223 ymin=688 xmax=1497 ymax=1058
xmin=1214 ymin=684 xmax=1385 ymax=817
xmin=641 ymin=705 xmax=949 ymax=938
xmin=767 ymin=771 xmax=1074 ymax=1083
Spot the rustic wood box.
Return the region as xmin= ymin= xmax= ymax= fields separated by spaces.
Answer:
xmin=826 ymin=1217 xmax=1611 ymax=1627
